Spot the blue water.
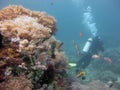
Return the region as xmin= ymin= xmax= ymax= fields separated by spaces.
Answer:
xmin=0 ymin=0 xmax=120 ymax=89
xmin=1 ymin=0 xmax=120 ymax=49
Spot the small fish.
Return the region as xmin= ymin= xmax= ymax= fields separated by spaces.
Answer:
xmin=79 ymin=32 xmax=83 ymax=37
xmin=92 ymin=54 xmax=112 ymax=64
xmin=72 ymin=40 xmax=81 ymax=56
xmin=103 ymin=57 xmax=112 ymax=64
xmin=92 ymin=54 xmax=101 ymax=60
xmin=77 ymin=71 xmax=85 ymax=78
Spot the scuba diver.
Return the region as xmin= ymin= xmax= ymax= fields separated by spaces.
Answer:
xmin=76 ymin=35 xmax=104 ymax=72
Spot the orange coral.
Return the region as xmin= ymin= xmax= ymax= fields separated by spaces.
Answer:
xmin=0 ymin=5 xmax=31 ymax=20
xmin=0 ymin=47 xmax=20 ymax=58
xmin=0 ymin=5 xmax=68 ymax=90
xmin=0 ymin=5 xmax=57 ymax=53
xmin=0 ymin=5 xmax=57 ymax=32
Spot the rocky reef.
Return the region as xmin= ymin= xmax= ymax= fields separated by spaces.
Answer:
xmin=0 ymin=5 xmax=68 ymax=90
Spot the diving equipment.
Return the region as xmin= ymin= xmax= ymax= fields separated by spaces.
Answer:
xmin=82 ymin=38 xmax=93 ymax=53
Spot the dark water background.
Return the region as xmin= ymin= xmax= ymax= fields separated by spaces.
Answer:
xmin=0 ymin=0 xmax=120 ymax=54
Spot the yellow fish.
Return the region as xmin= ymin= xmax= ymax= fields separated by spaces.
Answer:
xmin=77 ymin=71 xmax=85 ymax=78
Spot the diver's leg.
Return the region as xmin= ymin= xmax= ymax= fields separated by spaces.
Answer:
xmin=76 ymin=53 xmax=92 ymax=72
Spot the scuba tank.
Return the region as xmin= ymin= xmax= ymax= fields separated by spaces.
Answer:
xmin=82 ymin=38 xmax=93 ymax=53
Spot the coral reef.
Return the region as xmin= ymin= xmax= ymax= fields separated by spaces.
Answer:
xmin=0 ymin=5 xmax=68 ymax=90
xmin=0 ymin=5 xmax=56 ymax=32
xmin=0 ymin=75 xmax=32 ymax=90
xmin=1 ymin=5 xmax=118 ymax=90
xmin=0 ymin=5 xmax=57 ymax=53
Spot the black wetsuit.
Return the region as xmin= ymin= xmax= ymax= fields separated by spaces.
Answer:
xmin=76 ymin=36 xmax=104 ymax=72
